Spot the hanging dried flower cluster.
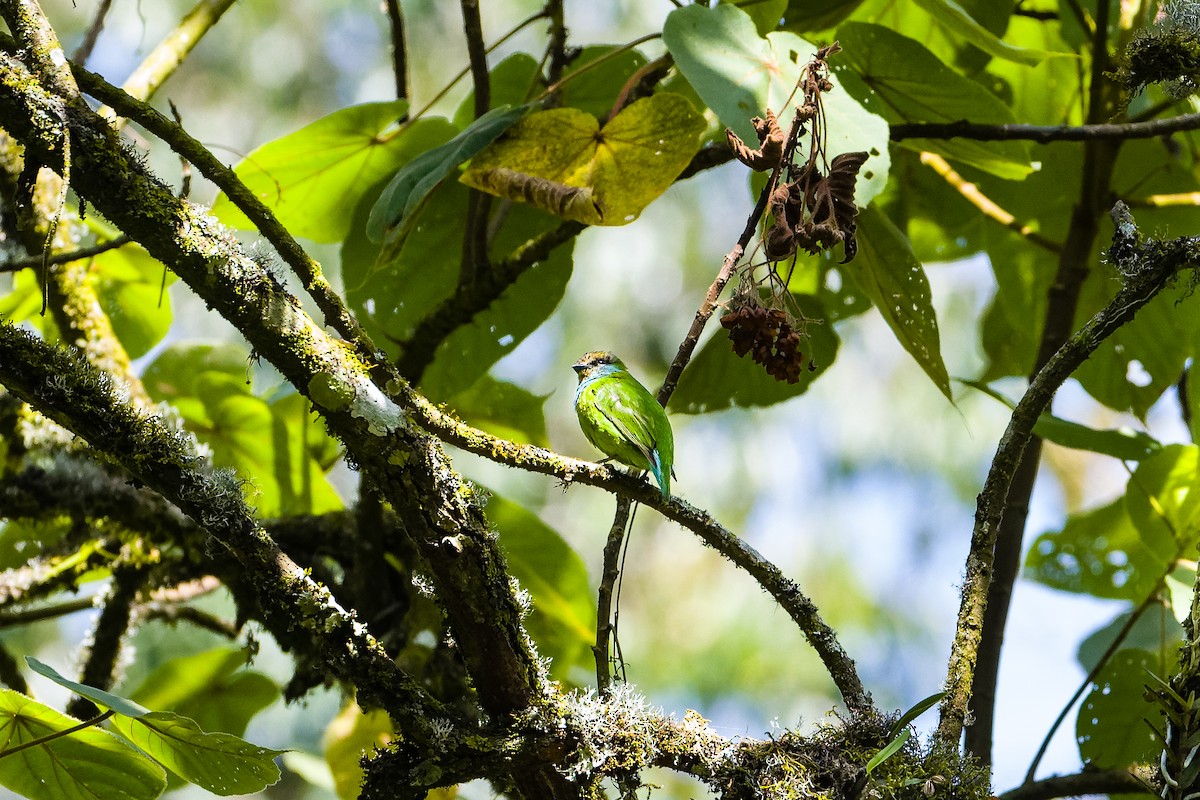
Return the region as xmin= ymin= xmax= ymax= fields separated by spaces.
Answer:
xmin=719 ymin=42 xmax=867 ymax=384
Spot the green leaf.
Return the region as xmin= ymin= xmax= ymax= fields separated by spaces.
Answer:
xmin=323 ymin=701 xmax=394 ymax=800
xmin=910 ymin=0 xmax=1055 ymax=65
xmin=723 ymin=0 xmax=787 ymax=34
xmin=888 ymin=691 xmax=945 ymax=739
xmin=367 ymin=104 xmax=530 ymax=243
xmin=1076 ymin=605 xmax=1183 ymax=674
xmin=962 ymin=379 xmax=1162 ymax=460
xmin=1072 ymin=277 xmax=1200 ymax=418
xmin=488 ymin=494 xmax=596 ymax=682
xmin=1025 ymin=496 xmax=1173 ymax=602
xmin=93 ymin=245 xmax=176 ymax=358
xmin=1125 ymin=444 xmax=1200 ymax=544
xmin=864 ymin=728 xmax=910 ymax=775
xmin=1077 ymin=649 xmax=1170 ymax=768
xmin=671 ymin=294 xmax=839 ymax=413
xmin=212 ymin=100 xmax=431 ymax=242
xmin=126 ymin=648 xmax=278 ymax=738
xmin=446 ymin=375 xmax=550 ymax=447
xmin=854 ymin=207 xmax=951 ymax=400
xmin=268 ymin=391 xmax=345 ymax=516
xmin=453 ymin=54 xmax=542 ymax=127
xmin=0 ymin=688 xmax=166 ymax=800
xmin=349 ymin=180 xmax=575 ymax=398
xmin=110 ymin=712 xmax=282 ymax=795
xmin=26 ymin=657 xmax=150 ymax=718
xmin=663 ymin=3 xmax=891 ymax=205
xmin=782 ymin=0 xmax=866 ymax=32
xmin=835 ymin=22 xmax=1034 ymax=179
xmin=461 ymin=94 xmax=705 ymax=225
xmin=558 ymin=46 xmax=651 ymax=118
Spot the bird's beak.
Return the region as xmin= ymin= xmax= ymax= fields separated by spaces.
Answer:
xmin=571 ymin=361 xmax=586 ymax=374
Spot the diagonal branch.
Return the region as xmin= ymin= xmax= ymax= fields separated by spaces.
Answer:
xmin=937 ymin=203 xmax=1200 ymax=746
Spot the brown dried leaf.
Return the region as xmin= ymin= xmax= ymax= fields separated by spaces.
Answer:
xmin=725 ymin=109 xmax=785 ymax=171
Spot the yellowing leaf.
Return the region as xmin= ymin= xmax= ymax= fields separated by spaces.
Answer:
xmin=461 ymin=93 xmax=704 ymax=225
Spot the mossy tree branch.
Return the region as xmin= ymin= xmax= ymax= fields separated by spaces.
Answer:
xmin=937 ymin=203 xmax=1200 ymax=746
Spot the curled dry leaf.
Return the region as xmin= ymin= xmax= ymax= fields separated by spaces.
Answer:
xmin=725 ymin=109 xmax=785 ymax=172
xmin=720 ymin=296 xmax=813 ymax=384
xmin=765 ymin=151 xmax=869 ymax=264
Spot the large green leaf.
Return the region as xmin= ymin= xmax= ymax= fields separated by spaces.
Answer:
xmin=109 ymin=712 xmax=282 ymax=796
xmin=1072 ymin=271 xmax=1200 ymax=419
xmin=853 ymin=207 xmax=951 ymax=400
xmin=662 ymin=3 xmax=891 ymax=205
xmin=367 ymin=104 xmax=530 ymax=243
xmin=1026 ymin=447 xmax=1200 ymax=601
xmin=26 ymin=657 xmax=150 ymax=718
xmin=212 ymin=101 xmax=438 ymax=243
xmin=446 ymin=375 xmax=550 ymax=447
xmin=323 ymin=701 xmax=393 ymax=800
xmin=143 ymin=344 xmax=343 ymax=517
xmin=1025 ymin=497 xmax=1171 ymax=602
xmin=488 ymin=494 xmax=595 ymax=682
xmin=836 ymin=22 xmax=1033 ymax=179
xmin=461 ymin=94 xmax=705 ymax=226
xmin=93 ymin=245 xmax=175 ymax=359
xmin=0 ymin=688 xmax=166 ymax=800
xmin=910 ymin=0 xmax=1053 ymax=65
xmin=962 ymin=380 xmax=1162 ymax=461
xmin=127 ymin=649 xmax=277 ymax=738
xmin=1077 ymin=649 xmax=1170 ymax=769
xmin=671 ymin=294 xmax=840 ymax=413
xmin=1076 ymin=605 xmax=1183 ymax=673
xmin=348 ymin=180 xmax=575 ymax=399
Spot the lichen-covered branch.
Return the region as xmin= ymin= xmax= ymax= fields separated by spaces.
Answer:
xmin=403 ymin=387 xmax=874 ymax=716
xmin=0 ymin=44 xmax=573 ymax=796
xmin=937 ymin=203 xmax=1200 ymax=746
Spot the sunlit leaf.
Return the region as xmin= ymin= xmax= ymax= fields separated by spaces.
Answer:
xmin=853 ymin=207 xmax=951 ymax=400
xmin=1125 ymin=444 xmax=1200 ymax=543
xmin=93 ymin=245 xmax=176 ymax=358
xmin=27 ymin=657 xmax=150 ymax=718
xmin=1025 ymin=497 xmax=1171 ymax=601
xmin=1076 ymin=605 xmax=1183 ymax=674
xmin=212 ymin=101 xmax=445 ymax=242
xmin=663 ymin=3 xmax=891 ymax=205
xmin=836 ymin=22 xmax=1033 ymax=179
xmin=910 ymin=0 xmax=1054 ymax=65
xmin=0 ymin=688 xmax=166 ymax=800
xmin=461 ymin=94 xmax=705 ymax=225
xmin=127 ymin=648 xmax=278 ymax=738
xmin=110 ymin=712 xmax=283 ymax=796
xmin=368 ymin=104 xmax=530 ymax=243
xmin=323 ymin=701 xmax=394 ymax=800
xmin=671 ymin=294 xmax=839 ymax=413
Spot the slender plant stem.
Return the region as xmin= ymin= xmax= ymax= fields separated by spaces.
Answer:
xmin=0 ymin=235 xmax=129 ymax=272
xmin=594 ymin=498 xmax=634 ymax=694
xmin=890 ymin=113 xmax=1200 ymax=143
xmin=0 ymin=710 xmax=115 ymax=761
xmin=384 ymin=0 xmax=408 ymax=103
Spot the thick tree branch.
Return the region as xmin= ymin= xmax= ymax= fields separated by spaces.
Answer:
xmin=0 ymin=50 xmax=574 ymax=796
xmin=938 ymin=203 xmax=1200 ymax=746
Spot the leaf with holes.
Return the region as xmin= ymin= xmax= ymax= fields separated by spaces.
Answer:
xmin=853 ymin=207 xmax=951 ymax=400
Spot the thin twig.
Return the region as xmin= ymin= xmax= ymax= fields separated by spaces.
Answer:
xmin=72 ymin=0 xmax=113 ymax=64
xmin=0 ymin=235 xmax=130 ymax=273
xmin=594 ymin=498 xmax=634 ymax=694
xmin=399 ymin=384 xmax=874 ymax=715
xmin=544 ymin=0 xmax=568 ymax=84
xmin=1128 ymin=191 xmax=1200 ymax=207
xmin=918 ymin=152 xmax=1061 ymax=253
xmin=384 ymin=0 xmax=408 ymax=103
xmin=999 ymin=768 xmax=1152 ymax=800
xmin=0 ymin=710 xmax=115 ymax=761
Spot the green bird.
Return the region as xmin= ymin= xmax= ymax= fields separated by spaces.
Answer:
xmin=573 ymin=351 xmax=675 ymax=498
